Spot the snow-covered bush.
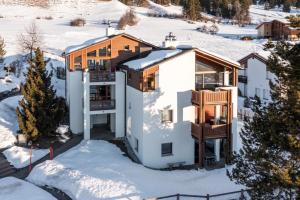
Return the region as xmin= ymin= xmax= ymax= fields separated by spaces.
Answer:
xmin=196 ymin=25 xmax=209 ymax=33
xmin=70 ymin=18 xmax=86 ymax=27
xmin=117 ymin=10 xmax=139 ymax=30
xmin=209 ymin=24 xmax=219 ymax=35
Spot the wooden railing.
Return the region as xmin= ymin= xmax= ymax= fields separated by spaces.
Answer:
xmin=192 ymin=90 xmax=229 ymax=105
xmin=191 ymin=123 xmax=227 ymax=140
xmin=90 ymin=71 xmax=115 ymax=82
xmin=191 ymin=123 xmax=202 ymax=139
xmin=203 ymin=123 xmax=227 ymax=139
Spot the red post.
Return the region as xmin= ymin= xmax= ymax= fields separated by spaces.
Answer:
xmin=49 ymin=145 xmax=54 ymax=160
xmin=29 ymin=145 xmax=33 ymax=172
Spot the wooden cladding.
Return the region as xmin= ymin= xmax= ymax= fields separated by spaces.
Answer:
xmin=192 ymin=90 xmax=230 ymax=106
xmin=67 ymin=35 xmax=154 ymax=71
xmin=126 ymin=65 xmax=159 ymax=92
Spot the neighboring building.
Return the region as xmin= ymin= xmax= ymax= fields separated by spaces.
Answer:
xmin=65 ymin=30 xmax=241 ymax=169
xmin=238 ymin=51 xmax=276 ymax=102
xmin=256 ymin=19 xmax=300 ymax=40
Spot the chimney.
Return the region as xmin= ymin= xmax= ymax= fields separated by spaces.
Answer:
xmin=106 ymin=21 xmax=115 ymax=37
xmin=162 ymin=32 xmax=178 ymax=48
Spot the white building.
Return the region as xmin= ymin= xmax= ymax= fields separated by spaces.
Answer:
xmin=238 ymin=52 xmax=275 ymax=102
xmin=65 ymin=31 xmax=241 ymax=169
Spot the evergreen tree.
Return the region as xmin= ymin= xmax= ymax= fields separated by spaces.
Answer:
xmin=16 ymin=48 xmax=66 ymax=144
xmin=227 ymin=41 xmax=300 ymax=199
xmin=183 ymin=0 xmax=202 ymax=21
xmin=0 ymin=36 xmax=6 ymax=64
xmin=283 ymin=0 xmax=291 ymax=12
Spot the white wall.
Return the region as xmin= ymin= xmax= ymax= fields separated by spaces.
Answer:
xmin=141 ymin=51 xmax=196 ymax=169
xmin=126 ymin=86 xmax=144 ymax=162
xmin=246 ymin=58 xmax=275 ymax=102
xmin=69 ymin=71 xmax=84 ymax=134
xmin=115 ymin=72 xmax=125 ymax=138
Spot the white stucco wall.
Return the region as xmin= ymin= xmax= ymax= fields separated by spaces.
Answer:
xmin=126 ymin=86 xmax=144 ymax=162
xmin=141 ymin=51 xmax=196 ymax=169
xmin=115 ymin=72 xmax=125 ymax=138
xmin=245 ymin=58 xmax=275 ymax=102
xmin=69 ymin=71 xmax=84 ymax=134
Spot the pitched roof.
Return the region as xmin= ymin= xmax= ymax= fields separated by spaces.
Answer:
xmin=238 ymin=51 xmax=271 ymax=65
xmin=193 ymin=48 xmax=242 ymax=69
xmin=65 ymin=33 xmax=158 ymax=54
xmin=123 ymin=49 xmax=183 ymax=70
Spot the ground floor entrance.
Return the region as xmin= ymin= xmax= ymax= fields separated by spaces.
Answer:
xmin=90 ymin=113 xmax=115 ymax=140
xmin=195 ymin=138 xmax=227 ymax=170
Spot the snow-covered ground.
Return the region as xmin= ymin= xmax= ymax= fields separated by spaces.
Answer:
xmin=0 ymin=177 xmax=56 ymax=200
xmin=250 ymin=5 xmax=300 ymax=24
xmin=3 ymin=146 xmax=48 ymax=168
xmin=0 ymin=95 xmax=22 ymax=149
xmin=27 ymin=140 xmax=244 ymax=200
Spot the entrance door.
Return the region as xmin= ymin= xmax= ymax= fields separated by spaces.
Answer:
xmin=194 ymin=141 xmax=199 ymax=164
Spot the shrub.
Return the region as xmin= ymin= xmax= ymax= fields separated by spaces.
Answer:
xmin=70 ymin=18 xmax=86 ymax=27
xmin=117 ymin=10 xmax=139 ymax=30
xmin=36 ymin=16 xmax=41 ymax=19
xmin=209 ymin=24 xmax=219 ymax=35
xmin=44 ymin=16 xmax=53 ymax=20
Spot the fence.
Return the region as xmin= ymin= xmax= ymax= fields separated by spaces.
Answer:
xmin=146 ymin=189 xmax=251 ymax=200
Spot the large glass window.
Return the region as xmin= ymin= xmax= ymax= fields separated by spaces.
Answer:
xmin=87 ymin=50 xmax=96 ymax=57
xmin=196 ymin=73 xmax=224 ymax=89
xmin=161 ymin=143 xmax=172 ymax=156
xmin=99 ymin=47 xmax=107 ymax=56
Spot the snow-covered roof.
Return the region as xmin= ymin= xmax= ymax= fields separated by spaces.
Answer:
xmin=238 ymin=50 xmax=271 ymax=65
xmin=65 ymin=36 xmax=108 ymax=54
xmin=123 ymin=49 xmax=183 ymax=70
xmin=256 ymin=50 xmax=271 ymax=60
xmin=195 ymin=48 xmax=241 ymax=68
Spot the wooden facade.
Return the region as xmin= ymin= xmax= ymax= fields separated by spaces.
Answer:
xmin=191 ymin=89 xmax=233 ymax=167
xmin=66 ymin=34 xmax=156 ymax=72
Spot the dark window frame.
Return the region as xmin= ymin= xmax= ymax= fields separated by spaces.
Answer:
xmin=161 ymin=143 xmax=172 ymax=157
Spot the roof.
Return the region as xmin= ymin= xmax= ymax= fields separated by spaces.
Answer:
xmin=256 ymin=19 xmax=290 ymax=29
xmin=123 ymin=49 xmax=183 ymax=70
xmin=238 ymin=51 xmax=271 ymax=65
xmin=65 ymin=33 xmax=158 ymax=54
xmin=193 ymin=48 xmax=242 ymax=69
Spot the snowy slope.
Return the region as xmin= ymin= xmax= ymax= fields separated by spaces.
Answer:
xmin=27 ymin=140 xmax=244 ymax=200
xmin=0 ymin=177 xmax=56 ymax=200
xmin=0 ymin=95 xmax=22 ymax=149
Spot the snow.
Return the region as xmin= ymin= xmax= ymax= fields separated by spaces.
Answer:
xmin=56 ymin=125 xmax=70 ymax=143
xmin=65 ymin=36 xmax=108 ymax=54
xmin=147 ymin=1 xmax=183 ymax=16
xmin=3 ymin=146 xmax=49 ymax=168
xmin=27 ymin=140 xmax=243 ymax=200
xmin=0 ymin=177 xmax=56 ymax=200
xmin=0 ymin=95 xmax=22 ymax=149
xmin=124 ymin=49 xmax=182 ymax=69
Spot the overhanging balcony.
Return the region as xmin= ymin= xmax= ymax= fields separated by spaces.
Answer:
xmin=192 ymin=90 xmax=230 ymax=106
xmin=90 ymin=99 xmax=115 ymax=111
xmin=191 ymin=123 xmax=228 ymax=140
xmin=90 ymin=71 xmax=115 ymax=82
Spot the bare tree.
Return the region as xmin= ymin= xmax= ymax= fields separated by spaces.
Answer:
xmin=18 ymin=22 xmax=43 ymax=59
xmin=0 ymin=35 xmax=6 ymax=64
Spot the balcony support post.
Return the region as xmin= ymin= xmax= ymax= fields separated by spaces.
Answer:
xmin=83 ymin=69 xmax=91 ymax=140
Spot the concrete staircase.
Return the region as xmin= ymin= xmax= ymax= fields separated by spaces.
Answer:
xmin=0 ymin=152 xmax=16 ymax=178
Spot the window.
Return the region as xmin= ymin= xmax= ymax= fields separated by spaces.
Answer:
xmin=161 ymin=143 xmax=172 ymax=156
xmin=87 ymin=50 xmax=96 ymax=57
xmin=74 ymin=55 xmax=82 ymax=63
xmin=255 ymin=88 xmax=261 ymax=98
xmin=135 ymin=138 xmax=138 ymax=152
xmin=161 ymin=109 xmax=173 ymax=123
xmin=99 ymin=47 xmax=107 ymax=56
xmin=146 ymin=73 xmax=156 ymax=91
xmin=107 ymin=45 xmax=111 ymax=56
xmin=124 ymin=45 xmax=130 ymax=51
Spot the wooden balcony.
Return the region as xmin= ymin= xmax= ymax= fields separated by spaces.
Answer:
xmin=203 ymin=123 xmax=227 ymax=139
xmin=191 ymin=123 xmax=228 ymax=140
xmin=90 ymin=71 xmax=115 ymax=82
xmin=192 ymin=90 xmax=230 ymax=106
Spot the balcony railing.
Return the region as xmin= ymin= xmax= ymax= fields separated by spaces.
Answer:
xmin=238 ymin=75 xmax=247 ymax=83
xmin=90 ymin=71 xmax=115 ymax=82
xmin=203 ymin=123 xmax=227 ymax=139
xmin=192 ymin=90 xmax=229 ymax=105
xmin=191 ymin=123 xmax=228 ymax=140
xmin=90 ymin=99 xmax=115 ymax=111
